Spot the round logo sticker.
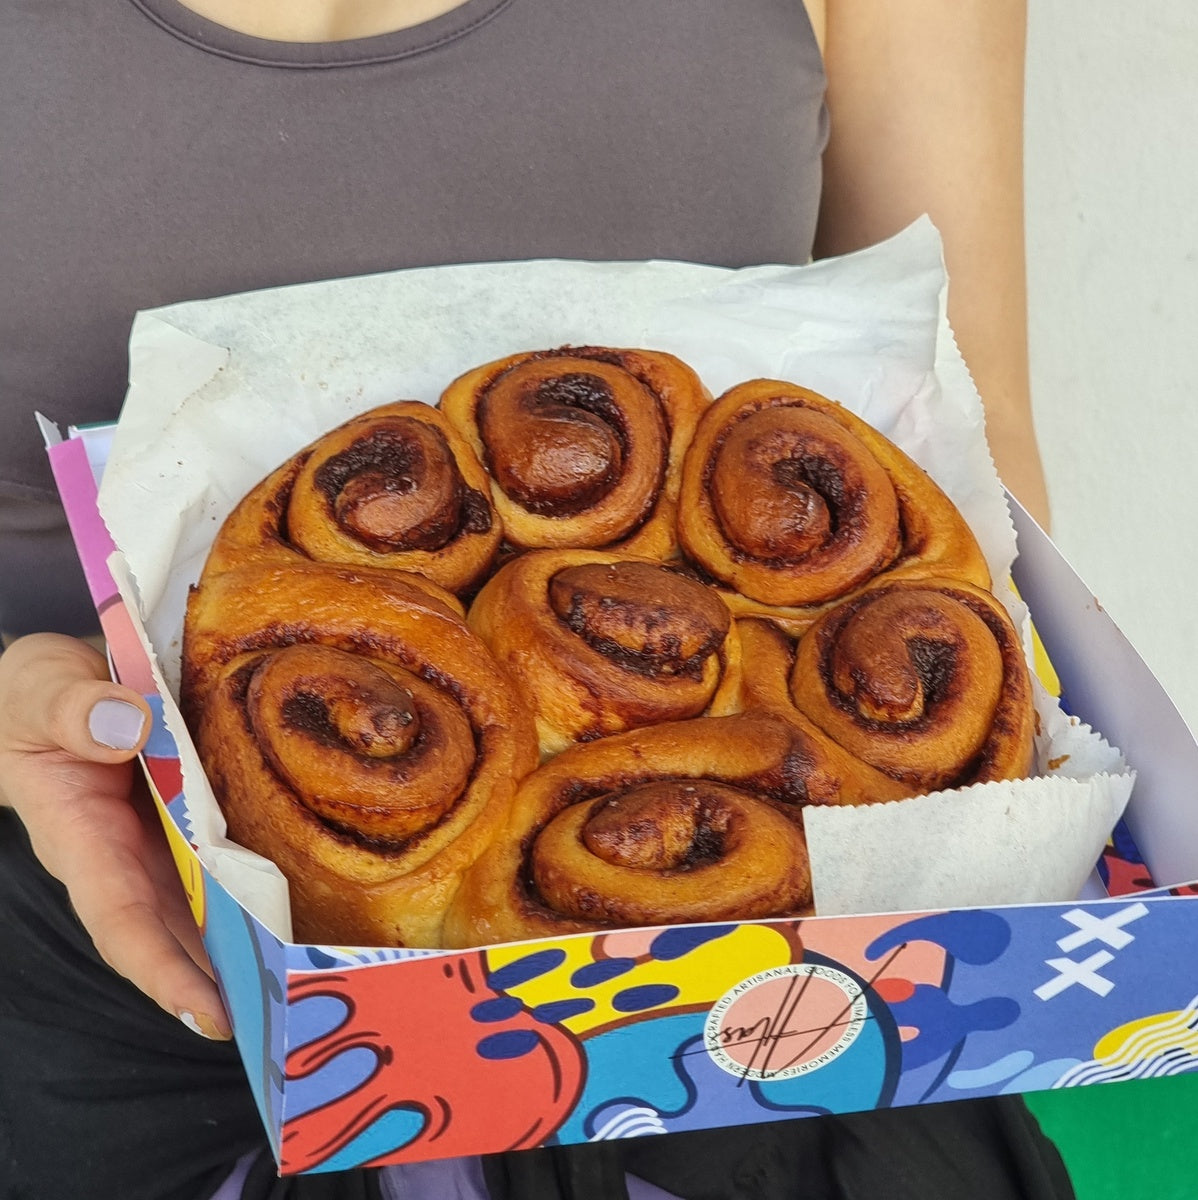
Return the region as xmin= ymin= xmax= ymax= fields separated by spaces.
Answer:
xmin=704 ymin=962 xmax=869 ymax=1081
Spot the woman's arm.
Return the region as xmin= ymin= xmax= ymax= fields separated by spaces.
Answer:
xmin=814 ymin=0 xmax=1050 ymax=528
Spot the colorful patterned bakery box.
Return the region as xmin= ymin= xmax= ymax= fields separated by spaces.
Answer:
xmin=44 ymin=421 xmax=1198 ymax=1176
xmin=42 ymin=237 xmax=1198 ymax=1175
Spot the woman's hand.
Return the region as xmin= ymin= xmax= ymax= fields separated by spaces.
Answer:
xmin=0 ymin=633 xmax=231 ymax=1039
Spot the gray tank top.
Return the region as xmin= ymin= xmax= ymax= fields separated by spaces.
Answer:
xmin=0 ymin=0 xmax=827 ymax=634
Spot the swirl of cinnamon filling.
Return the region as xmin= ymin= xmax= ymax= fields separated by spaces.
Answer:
xmin=467 ymin=550 xmax=742 ymax=756
xmin=788 ymin=579 xmax=1036 ymax=792
xmin=735 ymin=616 xmax=917 ymax=807
xmin=242 ymin=644 xmax=474 ymax=843
xmin=442 ymin=714 xmax=815 ymax=948
xmin=439 ymin=346 xmax=710 ymax=557
xmin=206 ymin=401 xmax=501 ymax=598
xmin=677 ymin=380 xmax=990 ymax=632
xmin=530 ymin=779 xmax=807 ymax=926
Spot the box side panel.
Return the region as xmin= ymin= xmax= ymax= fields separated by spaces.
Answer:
xmin=135 ymin=655 xmax=289 ymax=1159
xmin=914 ymin=896 xmax=1198 ymax=1096
xmin=274 ymin=898 xmax=1198 ymax=1174
xmin=45 ymin=435 xmax=118 ymax=610
xmin=203 ymin=863 xmax=288 ymax=1159
xmin=1009 ymin=498 xmax=1198 ymax=888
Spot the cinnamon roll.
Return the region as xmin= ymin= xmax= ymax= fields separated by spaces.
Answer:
xmin=207 ymin=401 xmax=501 ymax=598
xmin=439 ymin=346 xmax=710 ymax=557
xmin=182 ymin=560 xmax=538 ymax=948
xmin=442 ymin=714 xmax=818 ymax=948
xmin=785 ymin=579 xmax=1036 ymax=793
xmin=677 ymin=380 xmax=990 ymax=632
xmin=467 ymin=549 xmax=742 ymax=757
xmin=736 ymin=617 xmax=915 ymax=806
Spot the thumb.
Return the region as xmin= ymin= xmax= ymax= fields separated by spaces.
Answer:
xmin=2 ymin=633 xmax=152 ymax=762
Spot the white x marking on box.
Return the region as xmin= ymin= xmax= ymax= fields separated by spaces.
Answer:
xmin=1035 ymin=950 xmax=1116 ymax=1001
xmin=1056 ymin=902 xmax=1149 ymax=953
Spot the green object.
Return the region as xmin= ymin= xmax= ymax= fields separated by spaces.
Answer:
xmin=1026 ymin=1073 xmax=1198 ymax=1199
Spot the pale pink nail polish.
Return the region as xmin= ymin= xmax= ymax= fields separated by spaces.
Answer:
xmin=87 ymin=698 xmax=145 ymax=750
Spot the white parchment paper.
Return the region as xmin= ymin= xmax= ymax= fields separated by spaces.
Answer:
xmin=98 ymin=219 xmax=1132 ymax=939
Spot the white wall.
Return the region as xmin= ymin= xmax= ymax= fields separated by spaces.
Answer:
xmin=1025 ymin=2 xmax=1198 ymax=733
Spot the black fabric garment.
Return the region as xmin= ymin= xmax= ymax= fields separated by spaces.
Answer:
xmin=238 ymin=1158 xmax=381 ymax=1200
xmin=483 ymin=1102 xmax=1076 ymax=1200
xmin=0 ymin=808 xmax=383 ymax=1200
xmin=482 ymin=1143 xmax=632 ymax=1200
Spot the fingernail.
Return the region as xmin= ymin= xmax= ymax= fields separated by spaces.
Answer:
xmin=178 ymin=1010 xmax=230 ymax=1040
xmin=88 ymin=698 xmax=145 ymax=750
